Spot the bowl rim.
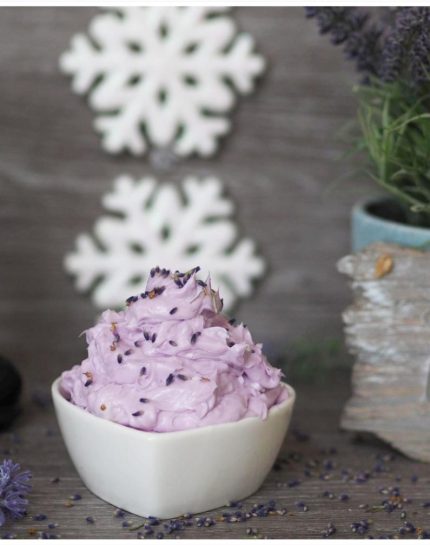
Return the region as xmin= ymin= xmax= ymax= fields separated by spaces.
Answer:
xmin=51 ymin=377 xmax=295 ymax=441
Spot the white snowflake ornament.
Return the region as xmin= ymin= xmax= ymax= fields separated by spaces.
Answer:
xmin=64 ymin=176 xmax=266 ymax=311
xmin=60 ymin=7 xmax=266 ymax=157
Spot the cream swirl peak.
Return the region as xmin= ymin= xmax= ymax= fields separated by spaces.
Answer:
xmin=60 ymin=266 xmax=287 ymax=432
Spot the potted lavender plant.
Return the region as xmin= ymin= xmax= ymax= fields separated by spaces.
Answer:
xmin=306 ymin=7 xmax=430 ymax=250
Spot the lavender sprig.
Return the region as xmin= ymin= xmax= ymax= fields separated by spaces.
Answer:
xmin=305 ymin=7 xmax=383 ymax=77
xmin=380 ymin=8 xmax=430 ymax=86
xmin=0 ymin=460 xmax=32 ymax=526
xmin=306 ymin=7 xmax=430 ymax=89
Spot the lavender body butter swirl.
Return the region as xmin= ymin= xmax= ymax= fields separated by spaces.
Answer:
xmin=61 ymin=267 xmax=287 ymax=432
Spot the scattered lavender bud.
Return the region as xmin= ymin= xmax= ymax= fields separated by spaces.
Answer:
xmin=33 ymin=514 xmax=48 ymax=521
xmin=321 ymin=522 xmax=336 ymax=538
xmin=69 ymin=493 xmax=82 ymax=501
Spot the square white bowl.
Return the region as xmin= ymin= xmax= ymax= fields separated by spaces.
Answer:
xmin=52 ymin=378 xmax=295 ymax=519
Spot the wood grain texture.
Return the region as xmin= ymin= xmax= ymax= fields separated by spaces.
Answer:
xmin=0 ymin=7 xmax=375 ymax=391
xmin=2 ymin=370 xmax=430 ymax=539
xmin=338 ymin=243 xmax=430 ymax=463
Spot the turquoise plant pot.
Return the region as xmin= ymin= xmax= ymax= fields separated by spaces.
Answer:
xmin=352 ymin=198 xmax=430 ymax=252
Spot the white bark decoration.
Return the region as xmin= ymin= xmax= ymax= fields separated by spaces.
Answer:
xmin=64 ymin=175 xmax=266 ymax=311
xmin=60 ymin=7 xmax=265 ymax=157
xmin=338 ymin=242 xmax=430 ymax=463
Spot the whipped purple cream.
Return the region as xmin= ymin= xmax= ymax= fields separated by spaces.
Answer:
xmin=60 ymin=267 xmax=287 ymax=432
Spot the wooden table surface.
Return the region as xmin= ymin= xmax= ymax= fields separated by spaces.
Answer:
xmin=2 ymin=369 xmax=430 ymax=540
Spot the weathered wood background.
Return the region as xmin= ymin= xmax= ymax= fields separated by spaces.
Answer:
xmin=0 ymin=7 xmax=374 ymax=389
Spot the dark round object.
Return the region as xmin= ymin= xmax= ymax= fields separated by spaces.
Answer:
xmin=0 ymin=355 xmax=22 ymax=430
xmin=0 ymin=404 xmax=20 ymax=430
xmin=0 ymin=356 xmax=22 ymax=406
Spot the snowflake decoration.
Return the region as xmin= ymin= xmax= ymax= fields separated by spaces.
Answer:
xmin=59 ymin=7 xmax=265 ymax=157
xmin=64 ymin=176 xmax=266 ymax=311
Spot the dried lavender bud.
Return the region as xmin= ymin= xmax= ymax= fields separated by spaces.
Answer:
xmin=0 ymin=460 xmax=32 ymax=524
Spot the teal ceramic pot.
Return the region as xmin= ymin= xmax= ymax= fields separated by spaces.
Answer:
xmin=352 ymin=198 xmax=430 ymax=252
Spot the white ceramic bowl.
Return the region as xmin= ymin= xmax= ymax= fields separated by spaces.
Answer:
xmin=52 ymin=378 xmax=295 ymax=519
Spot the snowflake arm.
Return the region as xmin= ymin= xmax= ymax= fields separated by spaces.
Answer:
xmin=64 ymin=233 xmax=106 ymax=293
xmin=102 ymin=175 xmax=156 ymax=215
xmin=216 ymin=33 xmax=266 ymax=94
